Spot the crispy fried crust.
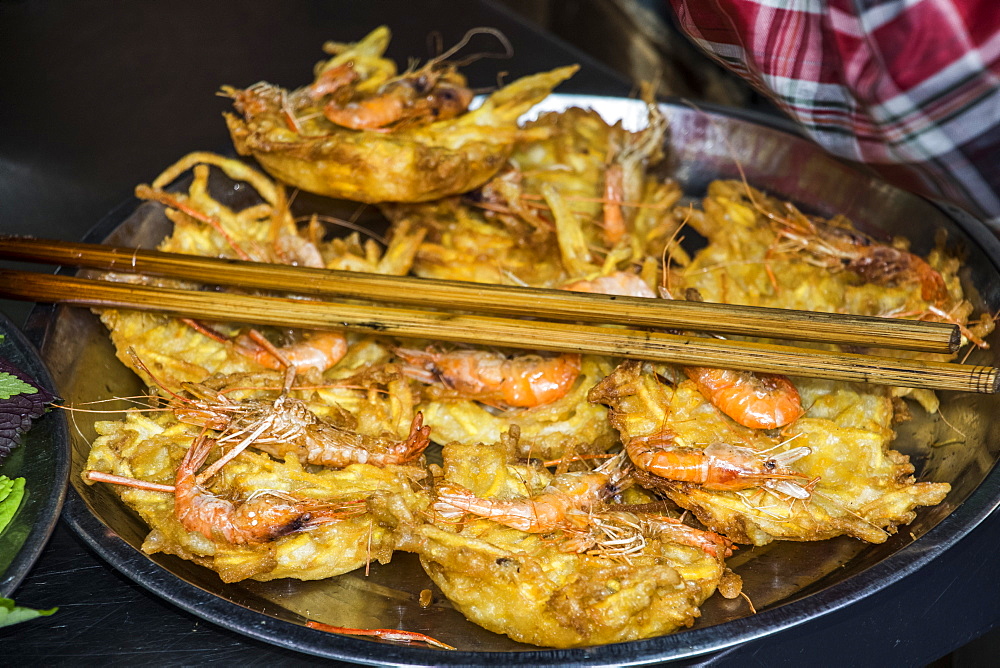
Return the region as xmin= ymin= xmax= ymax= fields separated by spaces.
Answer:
xmin=224 ymin=47 xmax=578 ymax=203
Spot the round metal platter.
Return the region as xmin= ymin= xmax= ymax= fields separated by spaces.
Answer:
xmin=40 ymin=95 xmax=1000 ymax=665
xmin=0 ymin=311 xmax=69 ymax=597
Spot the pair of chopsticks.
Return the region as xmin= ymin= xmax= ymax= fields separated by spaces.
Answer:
xmin=0 ymin=235 xmax=994 ymax=394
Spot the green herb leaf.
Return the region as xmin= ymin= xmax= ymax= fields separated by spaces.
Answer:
xmin=0 ymin=597 xmax=57 ymax=628
xmin=0 ymin=476 xmax=25 ymax=534
xmin=0 ymin=475 xmax=13 ymax=502
xmin=0 ymin=372 xmax=38 ymax=400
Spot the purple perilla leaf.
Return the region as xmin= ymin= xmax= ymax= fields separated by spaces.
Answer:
xmin=0 ymin=357 xmax=57 ymax=463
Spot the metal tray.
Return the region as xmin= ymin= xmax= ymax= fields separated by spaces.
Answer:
xmin=36 ymin=95 xmax=1000 ymax=665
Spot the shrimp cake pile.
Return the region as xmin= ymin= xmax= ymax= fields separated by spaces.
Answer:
xmin=391 ymin=436 xmax=732 ymax=648
xmin=222 ymin=26 xmax=577 ymax=203
xmin=86 ymin=411 xmax=427 ymax=583
xmin=79 ymin=65 xmax=994 ymax=648
xmin=381 ymin=102 xmax=678 ymax=459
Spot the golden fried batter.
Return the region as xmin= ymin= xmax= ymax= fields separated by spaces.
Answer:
xmin=388 ymin=104 xmax=680 ymax=287
xmin=678 ymin=180 xmax=994 ymax=411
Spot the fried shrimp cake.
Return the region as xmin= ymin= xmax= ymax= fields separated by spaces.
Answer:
xmin=400 ymin=519 xmax=728 ymax=648
xmin=98 ymin=152 xmax=423 ymax=392
xmin=388 ymin=433 xmax=735 ymax=648
xmin=678 ymin=179 xmax=994 ymax=411
xmin=404 ymin=352 xmax=618 ymax=461
xmin=84 ymin=411 xmax=428 ymax=583
xmin=589 ymin=361 xmax=950 ymax=546
xmin=387 ymin=103 xmax=680 ymax=287
xmin=222 ymin=26 xmax=577 ymax=203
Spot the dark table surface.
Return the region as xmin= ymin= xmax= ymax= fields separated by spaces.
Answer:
xmin=2 ymin=1 xmax=999 ymax=665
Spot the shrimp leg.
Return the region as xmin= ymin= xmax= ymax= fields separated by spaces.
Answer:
xmin=183 ymin=319 xmax=347 ymax=374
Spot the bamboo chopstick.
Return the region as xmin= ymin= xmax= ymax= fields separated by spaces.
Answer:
xmin=0 ymin=235 xmax=960 ymax=354
xmin=0 ymin=268 xmax=994 ymax=393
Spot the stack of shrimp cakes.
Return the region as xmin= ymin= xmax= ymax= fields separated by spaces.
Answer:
xmin=82 ymin=28 xmax=992 ymax=650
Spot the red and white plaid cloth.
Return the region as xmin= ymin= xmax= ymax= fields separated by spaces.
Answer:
xmin=667 ymin=0 xmax=1000 ymax=227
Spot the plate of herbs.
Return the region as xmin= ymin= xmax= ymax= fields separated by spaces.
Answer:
xmin=0 ymin=308 xmax=67 ymax=624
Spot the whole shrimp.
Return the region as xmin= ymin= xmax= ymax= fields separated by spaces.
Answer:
xmin=174 ymin=433 xmax=366 ymax=544
xmin=321 ymin=64 xmax=474 ymax=130
xmin=312 ymin=27 xmax=514 ymax=131
xmin=599 ymin=95 xmax=667 ymax=246
xmin=564 ymin=272 xmax=804 ymax=429
xmin=128 ymin=352 xmax=430 ymax=471
xmin=396 ymin=347 xmax=582 ymax=408
xmin=230 ymin=328 xmax=348 ymax=374
xmin=315 ymin=27 xmax=486 ymax=132
xmin=682 ymin=367 xmax=804 ymax=431
xmin=759 ymin=203 xmax=997 ymax=349
xmin=433 ymin=452 xmax=630 ymax=533
xmin=763 ymin=196 xmax=949 ymax=304
xmin=164 ymin=369 xmax=431 ymax=470
xmin=183 ymin=321 xmax=348 ymax=375
xmin=625 ymin=429 xmax=813 ymax=498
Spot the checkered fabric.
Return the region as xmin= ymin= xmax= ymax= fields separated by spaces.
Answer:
xmin=667 ymin=0 xmax=1000 ymax=227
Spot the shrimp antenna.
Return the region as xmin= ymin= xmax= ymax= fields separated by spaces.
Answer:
xmin=126 ymin=348 xmax=197 ymax=407
xmin=809 ymin=488 xmax=890 ymax=540
xmin=297 ymin=213 xmax=388 ymax=246
xmin=429 ymin=27 xmax=514 ymax=67
xmin=758 ymin=432 xmax=804 ymax=455
xmin=53 ymin=399 xmax=172 ymax=415
xmin=934 ymin=408 xmax=968 ymax=444
xmin=659 ymin=206 xmax=691 ymax=298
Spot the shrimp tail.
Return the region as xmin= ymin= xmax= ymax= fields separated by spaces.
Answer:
xmin=293 ymin=498 xmax=370 ymax=530
xmin=397 ymin=412 xmax=432 ymax=461
xmin=593 ymin=450 xmax=634 ymax=495
xmin=647 ymin=516 xmax=735 ymax=558
xmin=180 ymin=432 xmax=215 ymax=477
